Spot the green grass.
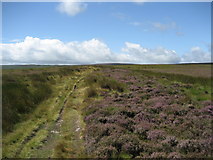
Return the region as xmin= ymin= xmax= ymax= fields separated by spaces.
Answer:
xmin=2 ymin=74 xmax=52 ymax=133
xmin=85 ymin=72 xmax=126 ymax=93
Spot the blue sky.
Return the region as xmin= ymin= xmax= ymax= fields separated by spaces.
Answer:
xmin=2 ymin=2 xmax=212 ymax=64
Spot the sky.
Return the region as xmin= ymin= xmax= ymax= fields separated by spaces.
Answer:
xmin=1 ymin=1 xmax=212 ymax=64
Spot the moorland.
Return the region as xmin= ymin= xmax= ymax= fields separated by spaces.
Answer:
xmin=2 ymin=63 xmax=212 ymax=158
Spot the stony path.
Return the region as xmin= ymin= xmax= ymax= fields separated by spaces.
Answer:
xmin=34 ymin=76 xmax=85 ymax=158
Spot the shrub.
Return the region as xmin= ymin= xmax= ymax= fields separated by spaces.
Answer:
xmin=86 ymin=123 xmax=125 ymax=142
xmin=96 ymin=134 xmax=143 ymax=158
xmin=150 ymin=152 xmax=167 ymax=158
xmin=162 ymin=136 xmax=178 ymax=147
xmin=161 ymin=136 xmax=178 ymax=152
xmin=85 ymin=72 xmax=126 ymax=92
xmin=134 ymin=121 xmax=153 ymax=140
xmin=118 ymin=134 xmax=143 ymax=157
xmin=94 ymin=145 xmax=118 ymax=158
xmin=177 ymin=139 xmax=203 ymax=154
xmin=54 ymin=141 xmax=68 ymax=158
xmin=147 ymin=130 xmax=166 ymax=140
xmin=84 ymin=105 xmax=99 ymax=117
xmin=58 ymin=67 xmax=75 ymax=76
xmin=85 ymin=74 xmax=99 ymax=86
xmin=2 ymin=77 xmax=34 ymax=133
xmin=167 ymin=152 xmax=181 ymax=158
xmin=120 ymin=109 xmax=136 ymax=118
xmin=85 ymin=86 xmax=98 ymax=98
xmin=139 ymin=69 xmax=211 ymax=87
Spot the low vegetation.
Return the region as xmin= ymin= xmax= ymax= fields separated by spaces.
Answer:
xmin=83 ymin=64 xmax=212 ymax=158
xmin=85 ymin=73 xmax=126 ymax=92
xmin=2 ymin=74 xmax=52 ymax=133
xmin=2 ymin=64 xmax=212 ymax=158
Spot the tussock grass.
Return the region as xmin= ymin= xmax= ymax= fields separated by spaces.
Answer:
xmin=54 ymin=141 xmax=68 ymax=158
xmin=85 ymin=73 xmax=126 ymax=92
xmin=2 ymin=73 xmax=54 ymax=133
xmin=85 ymin=87 xmax=98 ymax=98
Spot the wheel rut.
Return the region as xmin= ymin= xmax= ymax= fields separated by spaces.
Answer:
xmin=15 ymin=76 xmax=84 ymax=158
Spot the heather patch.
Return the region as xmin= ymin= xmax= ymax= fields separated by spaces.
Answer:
xmin=83 ymin=67 xmax=212 ymax=158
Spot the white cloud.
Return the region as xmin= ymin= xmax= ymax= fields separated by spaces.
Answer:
xmin=181 ymin=47 xmax=212 ymax=63
xmin=57 ymin=0 xmax=87 ymax=16
xmin=121 ymin=42 xmax=181 ymax=64
xmin=1 ymin=37 xmax=211 ymax=65
xmin=1 ymin=36 xmax=115 ymax=64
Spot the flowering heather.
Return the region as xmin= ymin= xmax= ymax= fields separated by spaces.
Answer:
xmin=83 ymin=67 xmax=212 ymax=158
xmin=200 ymin=105 xmax=213 ymax=116
xmin=167 ymin=152 xmax=181 ymax=158
xmin=162 ymin=136 xmax=178 ymax=147
xmin=150 ymin=152 xmax=167 ymax=158
xmin=147 ymin=129 xmax=166 ymax=140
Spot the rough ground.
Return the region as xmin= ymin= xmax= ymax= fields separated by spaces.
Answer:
xmin=2 ymin=65 xmax=213 ymax=158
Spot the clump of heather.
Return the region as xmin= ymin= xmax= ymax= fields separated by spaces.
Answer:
xmin=161 ymin=136 xmax=178 ymax=152
xmin=133 ymin=121 xmax=153 ymax=139
xmin=167 ymin=152 xmax=181 ymax=158
xmin=147 ymin=129 xmax=166 ymax=141
xmin=150 ymin=152 xmax=167 ymax=158
xmin=177 ymin=139 xmax=203 ymax=154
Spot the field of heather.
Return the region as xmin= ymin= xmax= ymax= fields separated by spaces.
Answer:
xmin=2 ymin=64 xmax=213 ymax=158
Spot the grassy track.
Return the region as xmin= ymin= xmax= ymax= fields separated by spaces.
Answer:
xmin=2 ymin=66 xmax=95 ymax=158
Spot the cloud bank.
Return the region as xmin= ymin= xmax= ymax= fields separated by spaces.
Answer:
xmin=181 ymin=47 xmax=211 ymax=63
xmin=122 ymin=42 xmax=181 ymax=64
xmin=1 ymin=37 xmax=211 ymax=65
xmin=57 ymin=0 xmax=87 ymax=16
